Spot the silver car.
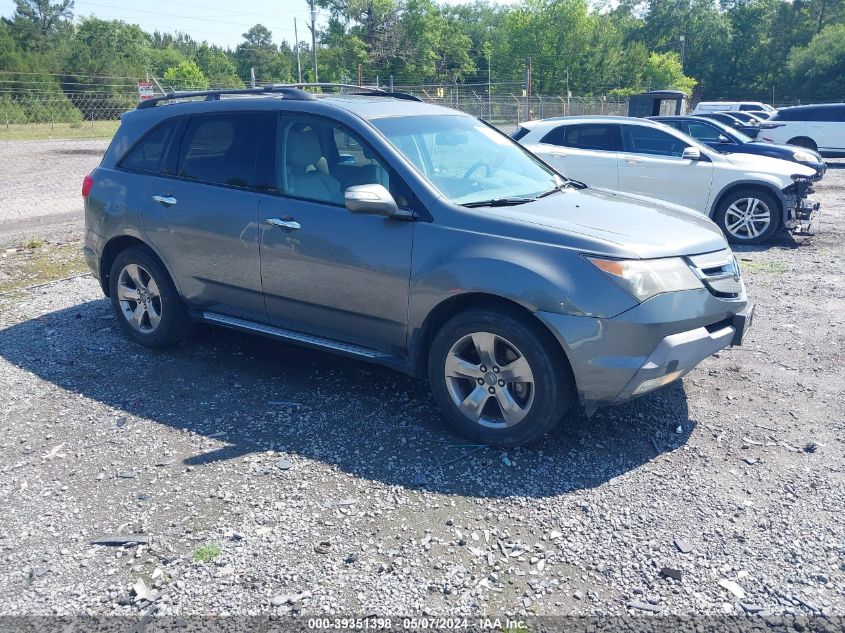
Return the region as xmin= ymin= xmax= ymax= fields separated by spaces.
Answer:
xmin=83 ymin=85 xmax=753 ymax=446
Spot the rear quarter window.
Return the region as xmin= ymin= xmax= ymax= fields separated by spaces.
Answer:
xmin=119 ymin=118 xmax=182 ymax=174
xmin=510 ymin=127 xmax=530 ymax=141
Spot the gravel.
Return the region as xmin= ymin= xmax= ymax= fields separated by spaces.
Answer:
xmin=0 ymin=159 xmax=843 ymax=620
xmin=0 ymin=139 xmax=105 ymax=238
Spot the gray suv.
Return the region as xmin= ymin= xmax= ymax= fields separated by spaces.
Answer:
xmin=83 ymin=84 xmax=753 ymax=446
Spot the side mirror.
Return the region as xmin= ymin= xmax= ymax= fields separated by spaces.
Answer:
xmin=682 ymin=147 xmax=702 ymax=161
xmin=717 ymin=134 xmax=731 ymax=143
xmin=344 ymin=184 xmax=399 ymax=217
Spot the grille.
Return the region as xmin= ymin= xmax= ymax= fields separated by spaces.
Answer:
xmin=686 ymin=250 xmax=743 ymax=298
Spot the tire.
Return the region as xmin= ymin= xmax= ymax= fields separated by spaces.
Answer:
xmin=108 ymin=246 xmax=191 ymax=348
xmin=787 ymin=137 xmax=817 ymax=152
xmin=427 ymin=309 xmax=572 ymax=447
xmin=714 ymin=188 xmax=781 ymax=245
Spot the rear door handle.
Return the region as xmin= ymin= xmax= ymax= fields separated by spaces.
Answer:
xmin=266 ymin=217 xmax=301 ymax=230
xmin=152 ymin=195 xmax=177 ymax=206
xmin=623 ymin=157 xmax=644 ymax=164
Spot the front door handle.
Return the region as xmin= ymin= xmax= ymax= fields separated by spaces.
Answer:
xmin=266 ymin=217 xmax=301 ymax=230
xmin=152 ymin=195 xmax=177 ymax=206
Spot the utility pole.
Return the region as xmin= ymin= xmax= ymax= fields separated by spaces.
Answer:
xmin=294 ymin=18 xmax=302 ymax=83
xmin=487 ymin=43 xmax=492 ymax=120
xmin=525 ymin=56 xmax=532 ymax=119
xmin=309 ymin=0 xmax=318 ymax=83
xmin=566 ymin=68 xmax=570 ymax=116
xmin=679 ymin=35 xmax=686 ymax=72
xmin=250 ymin=67 xmax=256 ymax=88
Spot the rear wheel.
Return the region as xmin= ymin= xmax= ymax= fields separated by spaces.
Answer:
xmin=714 ymin=188 xmax=780 ymax=244
xmin=428 ymin=309 xmax=572 ymax=446
xmin=108 ymin=246 xmax=191 ymax=348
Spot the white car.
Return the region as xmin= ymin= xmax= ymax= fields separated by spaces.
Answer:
xmin=764 ymin=104 xmax=845 ymax=158
xmin=692 ymin=101 xmax=776 ymax=115
xmin=514 ymin=116 xmax=819 ymax=244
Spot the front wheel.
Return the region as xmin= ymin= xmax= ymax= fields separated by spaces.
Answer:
xmin=427 ymin=310 xmax=572 ymax=446
xmin=714 ymin=189 xmax=780 ymax=244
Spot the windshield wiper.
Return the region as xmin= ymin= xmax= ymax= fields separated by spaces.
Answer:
xmin=462 ymin=197 xmax=533 ymax=208
xmin=534 ymin=180 xmax=588 ymax=199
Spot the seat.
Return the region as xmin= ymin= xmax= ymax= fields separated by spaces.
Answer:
xmin=285 ymin=127 xmax=343 ymax=204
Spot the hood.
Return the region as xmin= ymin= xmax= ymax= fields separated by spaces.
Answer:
xmin=721 ymin=151 xmax=817 ymax=177
xmin=749 ymin=142 xmax=823 ymax=162
xmin=489 ymin=187 xmax=728 ymax=259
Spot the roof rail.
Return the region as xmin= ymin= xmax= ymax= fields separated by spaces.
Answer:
xmin=277 ymin=82 xmax=422 ymax=102
xmin=137 ymin=85 xmax=316 ymax=109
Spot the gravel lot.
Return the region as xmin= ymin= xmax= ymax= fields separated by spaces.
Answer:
xmin=0 ymin=153 xmax=843 ymax=625
xmin=0 ymin=139 xmax=106 ymax=240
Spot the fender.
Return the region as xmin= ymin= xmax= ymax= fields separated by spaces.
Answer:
xmin=707 ymin=178 xmax=789 ymax=225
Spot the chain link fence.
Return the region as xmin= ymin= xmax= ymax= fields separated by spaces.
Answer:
xmin=0 ymin=74 xmax=630 ymax=140
xmin=0 ymin=74 xmax=630 ymax=232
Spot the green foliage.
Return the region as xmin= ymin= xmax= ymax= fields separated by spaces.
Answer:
xmin=0 ymin=0 xmax=843 ymax=113
xmin=788 ymin=23 xmax=845 ymax=96
xmin=163 ymin=59 xmax=208 ymax=90
xmin=233 ymin=24 xmax=292 ymax=83
xmin=643 ymin=52 xmax=696 ymax=93
xmin=192 ymin=543 xmax=221 ymax=563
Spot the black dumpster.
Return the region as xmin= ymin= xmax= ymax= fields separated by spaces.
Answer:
xmin=627 ymin=90 xmax=688 ymax=118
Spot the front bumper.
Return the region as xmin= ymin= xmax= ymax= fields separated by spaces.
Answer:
xmin=536 ymin=289 xmax=750 ymax=410
xmin=784 ymin=195 xmax=821 ymax=233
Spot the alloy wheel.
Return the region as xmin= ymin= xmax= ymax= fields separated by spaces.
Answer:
xmin=116 ymin=264 xmax=162 ymax=334
xmin=444 ymin=331 xmax=535 ymax=429
xmin=724 ymin=197 xmax=771 ymax=240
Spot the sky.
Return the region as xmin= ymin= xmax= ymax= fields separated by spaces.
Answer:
xmin=0 ymin=0 xmax=521 ymax=51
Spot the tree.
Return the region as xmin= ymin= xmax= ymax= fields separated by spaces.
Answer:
xmin=12 ymin=0 xmax=73 ymax=35
xmin=163 ymin=59 xmax=208 ymax=90
xmin=233 ymin=25 xmax=292 ymax=83
xmin=195 ymin=44 xmax=242 ymax=87
xmin=787 ymin=23 xmax=845 ymax=98
xmin=642 ymin=51 xmax=696 ymax=93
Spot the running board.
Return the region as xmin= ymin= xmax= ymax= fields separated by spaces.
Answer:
xmin=200 ymin=311 xmax=390 ymax=359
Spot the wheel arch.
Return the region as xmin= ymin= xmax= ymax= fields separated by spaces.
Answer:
xmin=409 ymin=292 xmax=576 ymax=392
xmin=99 ymin=235 xmax=177 ymax=298
xmin=709 ymin=180 xmax=786 ymax=228
xmin=786 ymin=136 xmax=817 ymax=151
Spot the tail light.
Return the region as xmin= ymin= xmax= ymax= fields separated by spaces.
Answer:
xmin=82 ymin=174 xmax=94 ymax=198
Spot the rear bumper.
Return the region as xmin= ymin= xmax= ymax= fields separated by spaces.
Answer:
xmin=536 ymin=289 xmax=750 ymax=410
xmin=83 ymin=229 xmax=104 ymax=282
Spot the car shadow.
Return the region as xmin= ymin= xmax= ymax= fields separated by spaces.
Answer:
xmin=0 ymin=299 xmax=697 ymax=498
xmin=731 ymin=228 xmax=804 ymax=254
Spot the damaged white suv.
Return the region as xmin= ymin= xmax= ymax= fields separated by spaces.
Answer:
xmin=514 ymin=116 xmax=819 ymax=244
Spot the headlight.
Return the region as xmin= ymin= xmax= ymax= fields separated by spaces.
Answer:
xmin=792 ymin=150 xmax=816 ymax=163
xmin=586 ymin=256 xmax=702 ymax=302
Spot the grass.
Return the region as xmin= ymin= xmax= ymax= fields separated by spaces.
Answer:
xmin=740 ymin=258 xmax=789 ymax=275
xmin=0 ymin=242 xmax=88 ymax=294
xmin=192 ymin=543 xmax=221 ymax=563
xmin=0 ymin=120 xmax=119 ymax=141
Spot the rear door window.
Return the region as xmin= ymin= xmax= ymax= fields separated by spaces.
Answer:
xmin=120 ymin=118 xmax=182 ymax=174
xmin=541 ymin=124 xmax=619 ymax=151
xmin=621 ymin=125 xmax=686 ymax=157
xmin=177 ymin=113 xmax=264 ymax=188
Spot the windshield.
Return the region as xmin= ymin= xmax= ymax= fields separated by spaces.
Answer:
xmin=371 ymin=115 xmax=562 ymax=205
xmin=698 ymin=117 xmax=753 ymax=143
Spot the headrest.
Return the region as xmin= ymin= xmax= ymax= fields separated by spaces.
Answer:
xmin=287 ymin=127 xmax=322 ymax=167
